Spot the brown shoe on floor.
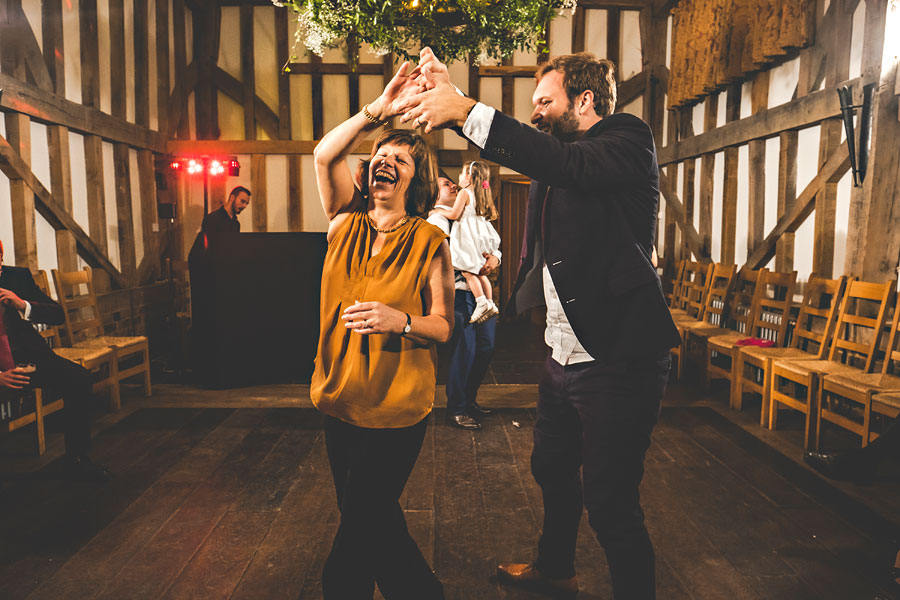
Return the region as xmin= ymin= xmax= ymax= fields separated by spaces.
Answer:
xmin=497 ymin=563 xmax=578 ymax=598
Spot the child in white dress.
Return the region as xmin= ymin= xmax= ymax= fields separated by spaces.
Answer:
xmin=432 ymin=161 xmax=500 ymax=323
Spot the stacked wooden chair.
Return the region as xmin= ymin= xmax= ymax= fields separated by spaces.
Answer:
xmin=3 ymin=385 xmax=48 ymax=455
xmin=732 ymin=275 xmax=846 ymax=439
xmin=817 ymin=287 xmax=900 ymax=446
xmin=670 ymin=262 xmax=735 ymax=380
xmin=768 ymin=279 xmax=894 ymax=450
xmin=693 ymin=266 xmax=768 ymax=390
xmin=52 ymin=267 xmax=151 ymax=410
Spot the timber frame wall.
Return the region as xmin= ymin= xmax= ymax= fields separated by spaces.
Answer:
xmin=1 ymin=0 xmax=898 ymax=324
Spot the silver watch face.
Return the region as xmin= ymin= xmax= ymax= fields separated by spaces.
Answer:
xmin=404 ymin=323 xmax=412 ymax=333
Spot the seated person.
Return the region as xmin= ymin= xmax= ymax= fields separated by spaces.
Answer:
xmin=0 ymin=240 xmax=109 ymax=482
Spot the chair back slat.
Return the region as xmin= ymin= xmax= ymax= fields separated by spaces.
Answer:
xmin=52 ymin=267 xmax=106 ymax=345
xmin=31 ymin=270 xmax=64 ymax=348
xmin=667 ymin=260 xmax=686 ymax=307
xmin=724 ymin=267 xmax=767 ymax=334
xmin=682 ymin=262 xmax=714 ymax=319
xmin=826 ymin=279 xmax=894 ymax=372
xmin=790 ymin=275 xmax=848 ymax=358
xmin=700 ymin=263 xmax=737 ymax=327
xmin=748 ymin=270 xmax=797 ymax=345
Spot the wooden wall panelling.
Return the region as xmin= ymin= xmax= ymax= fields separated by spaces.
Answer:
xmin=240 ymin=4 xmax=256 ymax=140
xmin=41 ymin=0 xmax=65 ymax=93
xmin=382 ymin=55 xmax=394 ymax=128
xmin=3 ymin=113 xmax=37 ymax=270
xmin=658 ymin=169 xmax=709 ymax=262
xmin=0 ymin=134 xmax=126 ymax=286
xmin=607 ymin=8 xmax=621 ymax=75
xmin=214 ymin=68 xmax=279 ymax=139
xmin=698 ymin=96 xmax=717 ymax=259
xmin=276 ymin=7 xmax=291 ymax=139
xmin=720 ymin=83 xmax=740 ymax=265
xmin=137 ymin=150 xmax=159 ymax=283
xmin=172 ymin=0 xmax=190 ymax=138
xmin=3 ymin=0 xmax=53 ymax=92
xmin=109 ymin=0 xmax=127 ymax=119
xmin=251 ymin=154 xmax=267 ymax=231
xmin=746 ymin=141 xmax=849 ymax=269
xmin=288 ymin=155 xmax=302 ymax=231
xmin=193 ymin=1 xmax=220 ymax=139
xmin=572 ymin=5 xmax=586 ymax=54
xmin=155 ymin=0 xmax=170 ymax=134
xmin=84 ymin=135 xmax=108 ymax=254
xmin=134 ymin=0 xmax=150 ymax=129
xmin=311 ymin=54 xmax=324 ymax=139
xmin=775 ymin=130 xmax=798 ymax=273
xmin=501 ymin=57 xmax=515 ymax=116
xmin=746 ymin=71 xmax=769 ymax=260
xmin=468 ymin=54 xmax=481 ymax=106
xmin=679 ymin=108 xmax=696 ymax=259
xmin=347 ymin=36 xmax=361 ymax=118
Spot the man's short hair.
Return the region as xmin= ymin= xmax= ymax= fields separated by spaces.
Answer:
xmin=536 ymin=53 xmax=617 ymax=118
xmin=229 ymin=185 xmax=251 ymax=200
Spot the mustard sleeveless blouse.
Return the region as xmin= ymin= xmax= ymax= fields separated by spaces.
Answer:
xmin=310 ymin=210 xmax=448 ymax=428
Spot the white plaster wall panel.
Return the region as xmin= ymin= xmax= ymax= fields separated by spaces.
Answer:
xmin=549 ymin=11 xmax=573 ymax=57
xmin=101 ymin=141 xmax=120 ymax=269
xmin=360 ymin=75 xmax=386 ymax=141
xmin=219 ymin=7 xmax=242 ymax=80
xmin=181 ymin=176 xmax=205 ymax=255
xmin=149 ymin=0 xmax=159 ymax=130
xmin=763 ymin=137 xmax=779 ymax=239
xmin=129 ymin=149 xmax=144 ymax=266
xmin=98 ymin=0 xmax=112 ymax=114
xmin=693 ymin=158 xmax=701 ymax=232
xmin=621 ymin=10 xmax=642 ymax=81
xmin=711 ymin=151 xmax=723 ymax=261
xmin=849 ymin=1 xmax=866 ymax=80
xmin=662 ymin=103 xmax=669 ymax=146
xmin=834 ymin=169 xmax=852 ymax=276
xmin=69 ymin=130 xmax=90 ymax=234
xmin=767 ymin=57 xmax=800 ymax=109
xmin=322 ymin=47 xmax=344 ymax=64
xmin=63 ymin=0 xmax=83 ymax=104
xmin=125 ymin=0 xmax=135 ymax=123
xmin=218 ymin=91 xmax=245 ymax=139
xmin=301 ymin=154 xmax=322 ymax=232
xmin=290 ymin=75 xmax=313 ymax=140
xmin=289 ymin=17 xmax=311 ymax=63
xmin=620 ymin=97 xmax=643 ymax=118
xmin=514 ymin=48 xmax=535 ymax=66
xmin=35 ymin=214 xmax=58 ymax=274
xmin=322 ymin=75 xmax=350 ymax=136
xmin=255 ymin=7 xmax=279 ymax=121
xmin=792 ymin=125 xmax=822 ymax=281
xmin=514 ymin=78 xmax=536 ymax=125
xmin=740 ymin=80 xmax=752 ymax=120
xmin=479 ymin=77 xmax=502 ymax=112
xmin=266 ymin=155 xmax=289 ymax=232
xmin=585 ymin=10 xmax=608 ymax=58
xmin=359 ymin=43 xmax=383 ymax=64
xmin=692 ymin=100 xmax=705 ymax=135
xmin=442 ymin=60 xmax=470 ymax=150
xmin=665 ymin=15 xmax=673 ymax=70
xmin=0 ymin=176 xmax=11 ymax=263
xmin=735 ymin=144 xmax=749 ymax=265
xmin=715 ymin=91 xmax=726 ymax=127
xmin=22 ymin=0 xmax=42 ymax=50
xmin=30 ymin=122 xmax=52 ymax=191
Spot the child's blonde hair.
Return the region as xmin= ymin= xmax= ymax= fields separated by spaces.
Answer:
xmin=465 ymin=161 xmax=498 ymax=221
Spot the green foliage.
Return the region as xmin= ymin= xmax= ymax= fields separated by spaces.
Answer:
xmin=277 ymin=0 xmax=577 ymax=64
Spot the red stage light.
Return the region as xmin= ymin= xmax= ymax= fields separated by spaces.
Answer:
xmin=170 ymin=159 xmax=182 ymax=170
xmin=186 ymin=159 xmax=204 ymax=175
xmin=209 ymin=159 xmax=225 ymax=176
xmin=228 ymin=159 xmax=241 ymax=177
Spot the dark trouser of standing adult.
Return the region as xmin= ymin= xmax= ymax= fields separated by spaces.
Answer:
xmin=322 ymin=414 xmax=445 ymax=600
xmin=531 ymin=350 xmax=671 ymax=599
xmin=446 ymin=289 xmax=496 ymax=419
xmin=29 ymin=353 xmax=95 ymax=457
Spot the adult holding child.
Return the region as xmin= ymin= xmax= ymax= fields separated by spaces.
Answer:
xmin=309 ymin=60 xmax=453 ymax=600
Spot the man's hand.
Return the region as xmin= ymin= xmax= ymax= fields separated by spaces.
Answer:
xmin=367 ymin=61 xmax=426 ymax=121
xmin=480 ymin=253 xmax=500 ymax=276
xmin=398 ymin=47 xmax=475 ymax=133
xmin=414 ymin=47 xmax=452 ymax=90
xmin=0 ymin=288 xmax=26 ymax=311
xmin=0 ymin=367 xmax=31 ymax=390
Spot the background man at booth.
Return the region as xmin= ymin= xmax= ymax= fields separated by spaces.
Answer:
xmin=401 ymin=48 xmax=680 ymax=599
xmin=202 ymin=185 xmax=251 ymax=233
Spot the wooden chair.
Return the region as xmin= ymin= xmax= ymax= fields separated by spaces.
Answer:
xmin=670 ymin=260 xmax=707 ymax=317
xmin=733 ymin=275 xmax=847 ymax=436
xmin=3 ymin=386 xmax=48 ymax=455
xmin=692 ymin=266 xmax=768 ymax=391
xmin=768 ymin=279 xmax=894 ymax=450
xmin=707 ymin=269 xmax=797 ymax=410
xmin=817 ymin=288 xmax=900 ymax=447
xmin=671 ymin=263 xmax=736 ymax=380
xmin=33 ymin=270 xmax=119 ymax=409
xmin=52 ymin=267 xmax=151 ymax=410
xmin=667 ymin=259 xmax=687 ymax=310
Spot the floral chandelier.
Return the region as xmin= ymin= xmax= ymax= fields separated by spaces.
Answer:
xmin=275 ymin=0 xmax=578 ymax=65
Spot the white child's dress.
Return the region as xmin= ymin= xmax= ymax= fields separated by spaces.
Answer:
xmin=449 ymin=189 xmax=501 ymax=273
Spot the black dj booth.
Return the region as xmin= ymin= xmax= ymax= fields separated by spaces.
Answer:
xmin=188 ymin=232 xmax=328 ymax=388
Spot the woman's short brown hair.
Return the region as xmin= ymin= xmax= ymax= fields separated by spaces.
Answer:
xmin=356 ymin=129 xmax=438 ymax=217
xmin=536 ymin=52 xmax=617 ymax=118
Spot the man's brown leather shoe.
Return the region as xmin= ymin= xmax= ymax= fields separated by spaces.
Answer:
xmin=497 ymin=563 xmax=578 ymax=598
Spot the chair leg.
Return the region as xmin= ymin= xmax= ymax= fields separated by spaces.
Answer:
xmin=34 ymin=389 xmax=45 ymax=456
xmin=769 ymin=373 xmax=780 ymax=431
xmin=812 ymin=374 xmax=823 ymax=451
xmin=142 ymin=347 xmax=152 ymax=397
xmin=109 ymin=351 xmax=121 ymax=411
xmin=704 ymin=344 xmax=712 ymax=392
xmin=760 ymin=360 xmax=772 ymax=428
xmin=862 ymin=390 xmax=874 ymax=448
xmin=730 ymin=351 xmax=743 ymax=411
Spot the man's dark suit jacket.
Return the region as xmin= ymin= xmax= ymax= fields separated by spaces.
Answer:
xmin=202 ymin=207 xmax=240 ymax=233
xmin=0 ymin=266 xmax=64 ymax=364
xmin=480 ymin=111 xmax=681 ymax=360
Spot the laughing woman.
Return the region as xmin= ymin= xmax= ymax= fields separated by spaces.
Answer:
xmin=310 ymin=62 xmax=454 ymax=600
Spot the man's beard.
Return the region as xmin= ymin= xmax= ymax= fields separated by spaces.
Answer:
xmin=548 ymin=105 xmax=581 ymax=142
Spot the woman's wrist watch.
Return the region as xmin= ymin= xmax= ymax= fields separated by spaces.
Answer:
xmin=402 ymin=313 xmax=412 ymax=335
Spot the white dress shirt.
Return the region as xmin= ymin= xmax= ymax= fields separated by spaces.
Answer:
xmin=463 ymin=104 xmax=594 ymax=365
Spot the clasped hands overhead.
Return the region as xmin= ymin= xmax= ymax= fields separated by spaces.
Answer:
xmin=395 ymin=47 xmax=478 ymax=135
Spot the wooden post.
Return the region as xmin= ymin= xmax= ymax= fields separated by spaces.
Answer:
xmin=240 ymin=4 xmax=256 ymax=140
xmin=775 ymin=130 xmax=798 ymax=273
xmin=276 ymin=7 xmax=292 ymax=140
xmin=155 ymin=0 xmax=170 ymax=134
xmin=698 ymin=95 xmax=718 ymax=259
xmin=288 ymin=155 xmax=303 ymax=231
xmin=251 ymin=154 xmax=267 ymax=232
xmin=747 ymin=71 xmax=769 ymax=260
xmin=679 ymin=108 xmax=696 ymax=260
xmin=720 ymin=83 xmax=741 ymax=265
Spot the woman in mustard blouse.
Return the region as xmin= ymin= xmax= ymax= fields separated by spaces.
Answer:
xmin=310 ymin=61 xmax=454 ymax=600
